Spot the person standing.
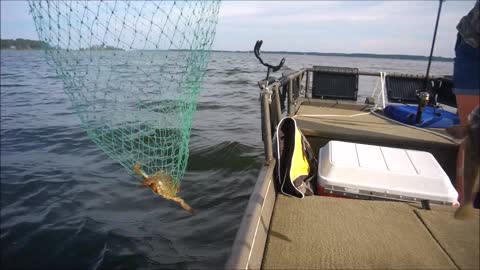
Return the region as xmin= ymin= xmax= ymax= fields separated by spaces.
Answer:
xmin=453 ymin=0 xmax=479 ymax=202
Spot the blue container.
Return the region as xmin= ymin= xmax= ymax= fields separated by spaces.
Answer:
xmin=384 ymin=104 xmax=459 ymax=128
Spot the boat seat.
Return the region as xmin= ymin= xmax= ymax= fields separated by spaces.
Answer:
xmin=434 ymin=76 xmax=457 ymax=108
xmin=385 ymin=74 xmax=458 ymax=108
xmin=385 ymin=74 xmax=435 ymax=104
xmin=262 ymin=194 xmax=479 ymax=269
xmin=311 ymin=66 xmax=358 ymax=101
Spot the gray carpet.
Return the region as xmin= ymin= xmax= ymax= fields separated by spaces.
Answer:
xmin=262 ymin=195 xmax=478 ymax=269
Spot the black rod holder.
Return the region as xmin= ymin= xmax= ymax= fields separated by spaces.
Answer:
xmin=254 ymin=40 xmax=285 ymax=81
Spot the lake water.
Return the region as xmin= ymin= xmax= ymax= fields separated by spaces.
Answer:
xmin=0 ymin=50 xmax=453 ymax=269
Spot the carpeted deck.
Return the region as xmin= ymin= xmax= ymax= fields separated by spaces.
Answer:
xmin=414 ymin=207 xmax=480 ymax=270
xmin=262 ymin=195 xmax=479 ymax=269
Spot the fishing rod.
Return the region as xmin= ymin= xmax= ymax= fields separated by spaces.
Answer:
xmin=416 ymin=0 xmax=444 ymax=124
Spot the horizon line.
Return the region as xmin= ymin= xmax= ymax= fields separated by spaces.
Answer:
xmin=1 ymin=38 xmax=454 ymax=61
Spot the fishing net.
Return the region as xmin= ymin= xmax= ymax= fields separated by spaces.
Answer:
xmin=29 ymin=1 xmax=221 ymax=184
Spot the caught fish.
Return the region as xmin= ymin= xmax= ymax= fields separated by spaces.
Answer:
xmin=447 ymin=106 xmax=480 ymax=220
xmin=134 ymin=163 xmax=196 ymax=214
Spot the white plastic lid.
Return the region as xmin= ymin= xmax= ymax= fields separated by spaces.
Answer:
xmin=318 ymin=140 xmax=458 ymax=204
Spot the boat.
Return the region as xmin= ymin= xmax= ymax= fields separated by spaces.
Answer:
xmin=224 ymin=44 xmax=479 ymax=269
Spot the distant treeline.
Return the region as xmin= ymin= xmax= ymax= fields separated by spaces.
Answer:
xmin=1 ymin=39 xmax=453 ymax=61
xmin=1 ymin=39 xmax=123 ymax=51
xmin=1 ymin=39 xmax=50 ymax=50
xmin=79 ymin=44 xmax=124 ymax=51
xmin=208 ymin=50 xmax=454 ymax=62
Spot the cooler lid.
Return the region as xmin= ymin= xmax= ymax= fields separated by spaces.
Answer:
xmin=317 ymin=140 xmax=458 ymax=205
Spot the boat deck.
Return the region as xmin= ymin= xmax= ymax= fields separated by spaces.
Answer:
xmin=261 ymin=101 xmax=477 ymax=269
xmin=225 ymin=99 xmax=477 ymax=270
xmin=262 ymin=195 xmax=479 ymax=270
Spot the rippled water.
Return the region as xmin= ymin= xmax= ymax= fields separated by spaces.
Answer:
xmin=0 ymin=50 xmax=452 ymax=269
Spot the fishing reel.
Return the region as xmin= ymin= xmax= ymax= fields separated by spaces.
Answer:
xmin=414 ymin=88 xmax=433 ymax=124
xmin=414 ymin=78 xmax=444 ymax=123
xmin=415 ymin=79 xmax=442 ymax=106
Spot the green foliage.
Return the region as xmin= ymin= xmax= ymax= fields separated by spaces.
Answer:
xmin=80 ymin=45 xmax=124 ymax=51
xmin=0 ymin=39 xmax=50 ymax=50
xmin=29 ymin=0 xmax=220 ymax=184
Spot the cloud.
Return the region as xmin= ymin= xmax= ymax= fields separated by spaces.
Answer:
xmin=358 ymin=38 xmax=427 ymax=55
xmin=219 ymin=5 xmax=264 ymax=18
xmin=213 ymin=0 xmax=475 ymax=57
xmin=254 ymin=13 xmax=384 ymax=24
xmin=1 ymin=1 xmax=38 ymax=40
xmin=1 ymin=1 xmax=32 ymax=22
xmin=1 ymin=0 xmax=476 ymax=57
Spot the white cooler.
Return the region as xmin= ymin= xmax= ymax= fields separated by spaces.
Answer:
xmin=317 ymin=140 xmax=458 ymax=205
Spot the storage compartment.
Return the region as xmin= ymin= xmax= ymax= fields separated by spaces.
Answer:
xmin=311 ymin=66 xmax=358 ymax=100
xmin=317 ymin=140 xmax=458 ymax=205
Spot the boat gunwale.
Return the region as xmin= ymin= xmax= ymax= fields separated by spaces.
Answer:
xmin=225 ymin=160 xmax=277 ymax=270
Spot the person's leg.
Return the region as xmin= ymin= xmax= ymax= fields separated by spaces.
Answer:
xmin=453 ymin=33 xmax=480 ymax=201
xmin=456 ymin=96 xmax=480 ymax=124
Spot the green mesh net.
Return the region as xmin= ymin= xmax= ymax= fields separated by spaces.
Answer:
xmin=29 ymin=1 xmax=221 ymax=185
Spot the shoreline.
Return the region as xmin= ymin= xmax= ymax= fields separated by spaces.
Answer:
xmin=0 ymin=48 xmax=454 ymax=62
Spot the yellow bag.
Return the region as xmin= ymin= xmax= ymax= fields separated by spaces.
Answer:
xmin=274 ymin=117 xmax=317 ymax=198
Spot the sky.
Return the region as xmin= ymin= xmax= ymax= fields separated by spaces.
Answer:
xmin=1 ymin=1 xmax=476 ymax=57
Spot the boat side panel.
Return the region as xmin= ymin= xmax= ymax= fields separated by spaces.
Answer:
xmin=225 ymin=161 xmax=277 ymax=270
